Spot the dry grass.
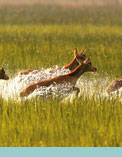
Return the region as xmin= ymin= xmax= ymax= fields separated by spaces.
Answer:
xmin=0 ymin=0 xmax=122 ymax=7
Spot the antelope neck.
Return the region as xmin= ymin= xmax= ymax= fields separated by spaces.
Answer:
xmin=67 ymin=63 xmax=86 ymax=78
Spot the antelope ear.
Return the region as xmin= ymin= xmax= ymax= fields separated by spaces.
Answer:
xmin=74 ymin=48 xmax=79 ymax=56
xmin=2 ymin=67 xmax=4 ymax=71
xmin=88 ymin=56 xmax=91 ymax=61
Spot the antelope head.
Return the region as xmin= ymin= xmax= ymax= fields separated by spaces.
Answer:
xmin=0 ymin=68 xmax=9 ymax=80
xmin=76 ymin=56 xmax=97 ymax=72
xmin=74 ymin=48 xmax=86 ymax=62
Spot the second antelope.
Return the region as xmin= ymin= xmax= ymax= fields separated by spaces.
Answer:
xmin=106 ymin=79 xmax=122 ymax=94
xmin=20 ymin=56 xmax=97 ymax=97
xmin=19 ymin=48 xmax=86 ymax=75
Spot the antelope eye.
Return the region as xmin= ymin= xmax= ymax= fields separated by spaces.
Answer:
xmin=82 ymin=54 xmax=86 ymax=58
xmin=88 ymin=62 xmax=92 ymax=66
xmin=2 ymin=70 xmax=5 ymax=73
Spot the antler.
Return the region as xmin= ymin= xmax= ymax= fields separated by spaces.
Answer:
xmin=83 ymin=57 xmax=91 ymax=64
xmin=74 ymin=48 xmax=78 ymax=56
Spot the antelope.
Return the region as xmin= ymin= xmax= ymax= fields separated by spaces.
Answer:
xmin=19 ymin=48 xmax=86 ymax=75
xmin=0 ymin=68 xmax=9 ymax=80
xmin=20 ymin=57 xmax=97 ymax=97
xmin=106 ymin=79 xmax=122 ymax=94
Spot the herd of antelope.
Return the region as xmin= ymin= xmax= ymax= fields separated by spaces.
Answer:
xmin=0 ymin=48 xmax=122 ymax=98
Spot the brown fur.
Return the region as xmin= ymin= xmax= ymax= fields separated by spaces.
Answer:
xmin=0 ymin=68 xmax=9 ymax=80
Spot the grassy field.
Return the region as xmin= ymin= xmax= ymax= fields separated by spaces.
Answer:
xmin=0 ymin=3 xmax=122 ymax=147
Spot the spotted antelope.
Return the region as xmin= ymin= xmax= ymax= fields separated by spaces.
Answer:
xmin=20 ymin=56 xmax=97 ymax=97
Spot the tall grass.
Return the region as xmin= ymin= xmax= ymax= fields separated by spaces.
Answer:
xmin=0 ymin=5 xmax=122 ymax=146
xmin=0 ymin=97 xmax=122 ymax=147
xmin=0 ymin=25 xmax=122 ymax=76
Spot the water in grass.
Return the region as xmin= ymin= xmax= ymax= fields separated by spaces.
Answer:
xmin=0 ymin=66 xmax=121 ymax=101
